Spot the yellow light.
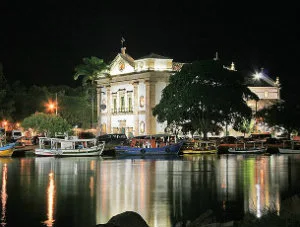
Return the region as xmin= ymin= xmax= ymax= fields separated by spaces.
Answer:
xmin=45 ymin=100 xmax=56 ymax=114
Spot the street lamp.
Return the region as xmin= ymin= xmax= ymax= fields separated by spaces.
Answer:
xmin=45 ymin=93 xmax=58 ymax=116
xmin=46 ymin=100 xmax=57 ymax=115
xmin=3 ymin=120 xmax=7 ymax=130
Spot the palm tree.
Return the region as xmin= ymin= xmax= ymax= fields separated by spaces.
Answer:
xmin=74 ymin=56 xmax=109 ymax=128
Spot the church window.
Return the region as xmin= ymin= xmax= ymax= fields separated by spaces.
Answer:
xmin=128 ymin=96 xmax=132 ymax=112
xmin=113 ymin=98 xmax=117 ymax=113
xmin=120 ymin=96 xmax=125 ymax=112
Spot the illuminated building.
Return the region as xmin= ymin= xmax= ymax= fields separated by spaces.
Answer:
xmin=96 ymin=46 xmax=183 ymax=136
xmin=96 ymin=48 xmax=281 ymax=137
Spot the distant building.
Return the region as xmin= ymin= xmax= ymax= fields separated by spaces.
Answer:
xmin=245 ymin=68 xmax=281 ymax=114
xmin=96 ymin=48 xmax=281 ymax=137
xmin=223 ymin=63 xmax=281 ymax=135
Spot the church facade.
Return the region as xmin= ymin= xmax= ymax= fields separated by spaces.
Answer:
xmin=95 ymin=47 xmax=183 ymax=137
xmin=96 ymin=47 xmax=281 ymax=137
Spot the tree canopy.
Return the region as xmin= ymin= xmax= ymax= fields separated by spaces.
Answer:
xmin=153 ymin=59 xmax=258 ymax=138
xmin=257 ymin=98 xmax=300 ymax=138
xmin=21 ymin=112 xmax=72 ymax=137
xmin=74 ymin=56 xmax=109 ymax=86
xmin=73 ymin=56 xmax=109 ymax=128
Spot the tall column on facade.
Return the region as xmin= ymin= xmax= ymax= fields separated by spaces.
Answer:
xmin=133 ymin=81 xmax=139 ymax=136
xmin=145 ymin=80 xmax=156 ymax=135
xmin=96 ymin=86 xmax=102 ymax=136
xmin=106 ymin=85 xmax=111 ymax=134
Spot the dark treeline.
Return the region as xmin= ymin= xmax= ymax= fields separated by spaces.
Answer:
xmin=1 ymin=63 xmax=93 ymax=129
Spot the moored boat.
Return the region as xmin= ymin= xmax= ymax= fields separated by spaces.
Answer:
xmin=96 ymin=133 xmax=129 ymax=156
xmin=34 ymin=136 xmax=105 ymax=157
xmin=0 ymin=142 xmax=16 ymax=157
xmin=114 ymin=141 xmax=183 ymax=156
xmin=278 ymin=140 xmax=300 ymax=154
xmin=181 ymin=140 xmax=217 ymax=154
xmin=227 ymin=142 xmax=266 ymax=154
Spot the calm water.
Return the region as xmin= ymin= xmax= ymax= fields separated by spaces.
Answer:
xmin=1 ymin=154 xmax=300 ymax=227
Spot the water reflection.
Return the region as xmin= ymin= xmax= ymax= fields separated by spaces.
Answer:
xmin=1 ymin=154 xmax=300 ymax=227
xmin=1 ymin=163 xmax=8 ymax=227
xmin=42 ymin=172 xmax=55 ymax=227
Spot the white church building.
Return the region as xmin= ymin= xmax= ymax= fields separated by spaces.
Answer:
xmin=96 ymin=46 xmax=281 ymax=137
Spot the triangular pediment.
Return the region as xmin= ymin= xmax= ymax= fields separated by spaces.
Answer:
xmin=110 ymin=53 xmax=135 ymax=76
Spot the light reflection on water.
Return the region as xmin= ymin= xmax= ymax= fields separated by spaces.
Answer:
xmin=42 ymin=172 xmax=55 ymax=227
xmin=0 ymin=154 xmax=300 ymax=227
xmin=1 ymin=163 xmax=8 ymax=227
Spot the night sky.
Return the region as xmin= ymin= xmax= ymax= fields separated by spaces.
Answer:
xmin=0 ymin=1 xmax=298 ymax=97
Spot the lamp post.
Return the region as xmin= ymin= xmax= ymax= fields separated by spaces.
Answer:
xmin=55 ymin=93 xmax=58 ymax=116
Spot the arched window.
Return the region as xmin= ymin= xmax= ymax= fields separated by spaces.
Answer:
xmin=140 ymin=96 xmax=145 ymax=108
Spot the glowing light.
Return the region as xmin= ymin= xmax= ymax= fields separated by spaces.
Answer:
xmin=253 ymin=73 xmax=262 ymax=80
xmin=45 ymin=99 xmax=57 ymax=115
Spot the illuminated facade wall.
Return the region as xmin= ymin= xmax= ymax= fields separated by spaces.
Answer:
xmin=96 ymin=48 xmax=181 ymax=136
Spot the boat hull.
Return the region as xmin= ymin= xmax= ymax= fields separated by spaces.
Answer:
xmin=182 ymin=149 xmax=217 ymax=154
xmin=34 ymin=146 xmax=104 ymax=157
xmin=278 ymin=148 xmax=300 ymax=154
xmin=0 ymin=143 xmax=16 ymax=157
xmin=181 ymin=140 xmax=217 ymax=155
xmin=228 ymin=148 xmax=266 ymax=154
xmin=115 ymin=142 xmax=183 ymax=156
xmin=0 ymin=148 xmax=14 ymax=157
xmin=34 ymin=136 xmax=105 ymax=157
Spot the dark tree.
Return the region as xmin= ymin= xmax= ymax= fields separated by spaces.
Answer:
xmin=257 ymin=98 xmax=300 ymax=138
xmin=0 ymin=63 xmax=15 ymax=120
xmin=74 ymin=56 xmax=109 ymax=128
xmin=153 ymin=59 xmax=258 ymax=139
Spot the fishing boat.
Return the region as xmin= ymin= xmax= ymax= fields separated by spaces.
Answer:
xmin=227 ymin=141 xmax=266 ymax=154
xmin=181 ymin=140 xmax=217 ymax=154
xmin=114 ymin=141 xmax=183 ymax=156
xmin=96 ymin=133 xmax=129 ymax=156
xmin=278 ymin=140 xmax=300 ymax=154
xmin=0 ymin=142 xmax=16 ymax=157
xmin=34 ymin=136 xmax=105 ymax=157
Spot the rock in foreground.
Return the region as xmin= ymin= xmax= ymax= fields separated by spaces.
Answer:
xmin=96 ymin=211 xmax=149 ymax=227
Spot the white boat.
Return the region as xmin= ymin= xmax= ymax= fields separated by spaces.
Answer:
xmin=278 ymin=140 xmax=300 ymax=154
xmin=34 ymin=136 xmax=105 ymax=157
xmin=228 ymin=141 xmax=266 ymax=154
